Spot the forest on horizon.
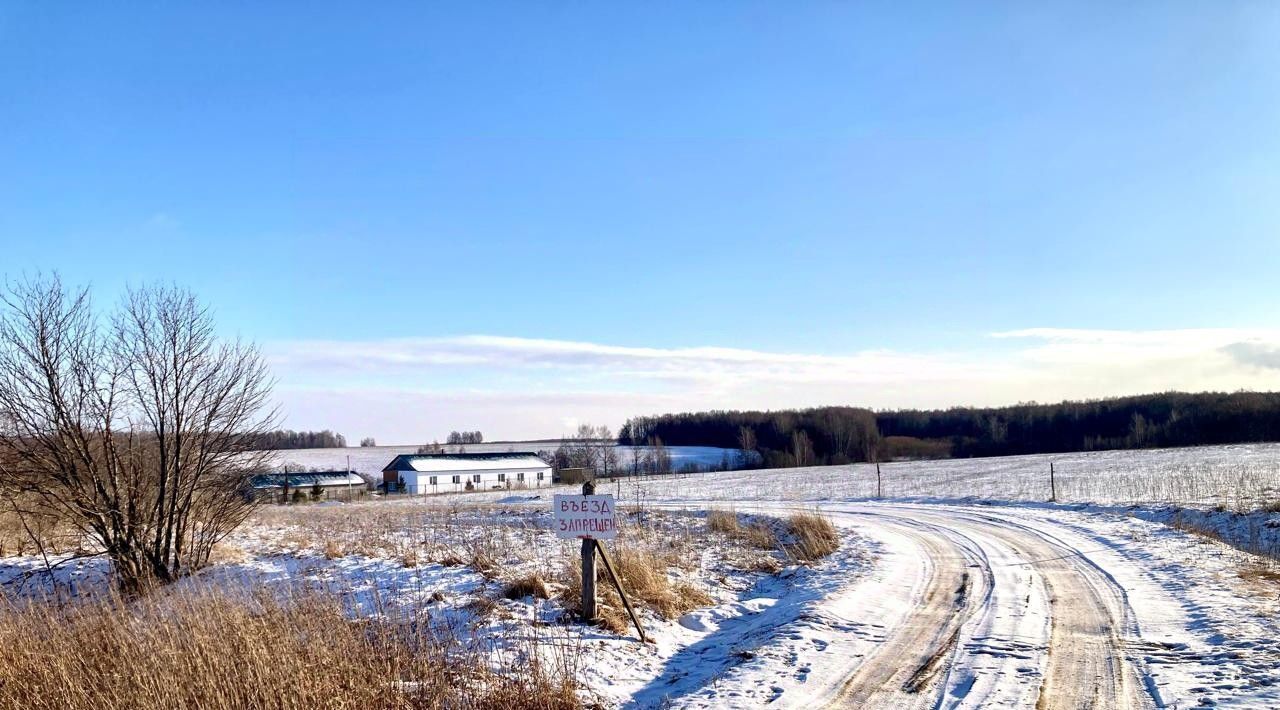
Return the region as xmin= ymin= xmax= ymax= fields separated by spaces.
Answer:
xmin=618 ymin=391 xmax=1280 ymax=469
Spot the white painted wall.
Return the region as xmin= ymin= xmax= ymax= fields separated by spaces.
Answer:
xmin=396 ymin=465 xmax=551 ymax=494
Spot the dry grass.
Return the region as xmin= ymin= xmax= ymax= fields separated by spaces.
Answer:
xmin=785 ymin=511 xmax=840 ymax=562
xmin=1164 ymin=511 xmax=1280 ymax=595
xmin=250 ymin=503 xmax=548 ymax=571
xmin=705 ymin=508 xmax=779 ymax=551
xmin=437 ymin=551 xmax=466 ymax=567
xmin=206 ymin=542 xmax=250 ymax=566
xmin=740 ymin=522 xmax=779 ymax=550
xmin=1238 ymin=559 xmax=1280 ymax=586
xmin=0 ymin=586 xmax=581 ymax=710
xmin=560 ymin=543 xmax=711 ymax=634
xmin=706 ymin=508 xmax=740 ymax=535
xmin=703 ymin=509 xmax=786 ymax=573
xmin=504 ymin=573 xmax=551 ymax=600
xmin=470 ymin=550 xmax=501 ymax=579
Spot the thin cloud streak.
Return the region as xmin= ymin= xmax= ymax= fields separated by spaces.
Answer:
xmin=266 ymin=330 xmax=1280 ymax=441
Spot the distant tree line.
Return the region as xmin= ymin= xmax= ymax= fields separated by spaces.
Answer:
xmin=878 ymin=391 xmax=1280 ymax=457
xmin=247 ymin=429 xmax=347 ymax=450
xmin=621 ymin=407 xmax=880 ymax=469
xmin=447 ymin=431 xmax=483 ymax=445
xmin=620 ymin=392 xmax=1280 ymax=466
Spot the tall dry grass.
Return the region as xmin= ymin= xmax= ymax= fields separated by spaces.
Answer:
xmin=784 ymin=511 xmax=840 ymax=562
xmin=0 ymin=586 xmax=581 ymax=710
xmin=706 ymin=508 xmax=740 ymax=535
xmin=705 ymin=508 xmax=779 ymax=551
xmin=560 ymin=542 xmax=711 ymax=634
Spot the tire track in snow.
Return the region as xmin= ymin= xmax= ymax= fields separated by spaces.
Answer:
xmin=822 ymin=505 xmax=1156 ymax=709
xmin=822 ymin=514 xmax=989 ymax=709
xmin=949 ymin=513 xmax=1153 ymax=710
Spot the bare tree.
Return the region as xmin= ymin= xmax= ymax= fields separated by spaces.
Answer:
xmin=648 ymin=436 xmax=671 ymax=475
xmin=553 ymin=423 xmax=618 ymax=476
xmin=359 ymin=437 xmax=376 ymax=447
xmin=737 ymin=425 xmax=757 ymax=469
xmin=0 ymin=277 xmax=275 ymax=594
xmin=791 ymin=430 xmax=814 ymax=468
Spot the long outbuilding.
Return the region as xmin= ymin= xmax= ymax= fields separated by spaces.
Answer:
xmin=381 ymin=452 xmax=553 ymax=494
xmin=250 ymin=470 xmax=368 ymax=502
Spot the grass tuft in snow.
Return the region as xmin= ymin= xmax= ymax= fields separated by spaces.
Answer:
xmin=706 ymin=508 xmax=740 ymax=535
xmin=561 ymin=543 xmax=712 ymax=634
xmin=784 ymin=511 xmax=840 ymax=562
xmin=504 ymin=573 xmax=551 ymax=601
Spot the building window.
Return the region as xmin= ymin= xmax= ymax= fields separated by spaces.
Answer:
xmin=517 ymin=472 xmax=525 ymax=481
xmin=537 ymin=471 xmax=544 ymax=480
xmin=498 ymin=473 xmax=506 ymax=482
xmin=472 ymin=474 xmax=481 ymax=483
xmin=452 ymin=475 xmax=461 ymax=484
xmin=429 ymin=476 xmax=437 ymax=486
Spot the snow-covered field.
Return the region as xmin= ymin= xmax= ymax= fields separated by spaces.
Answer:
xmin=6 ymin=443 xmax=1280 ymax=708
xmin=621 ymin=442 xmax=1280 ymax=510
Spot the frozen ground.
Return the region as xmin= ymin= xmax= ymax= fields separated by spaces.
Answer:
xmin=635 ymin=501 xmax=1280 ymax=709
xmin=5 ymin=443 xmax=1280 ymax=707
xmin=394 ymin=443 xmax=1280 ymax=512
xmin=382 ymin=443 xmax=1280 ymax=707
xmin=630 ymin=442 xmax=1280 ymax=509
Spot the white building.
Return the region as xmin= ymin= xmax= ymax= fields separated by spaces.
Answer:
xmin=381 ymin=452 xmax=552 ymax=494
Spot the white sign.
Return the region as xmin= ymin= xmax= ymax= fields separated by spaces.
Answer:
xmin=553 ymin=494 xmax=618 ymax=540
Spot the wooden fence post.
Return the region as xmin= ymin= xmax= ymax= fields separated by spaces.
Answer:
xmin=580 ymin=480 xmax=597 ymax=622
xmin=875 ymin=461 xmax=882 ymax=499
xmin=1049 ymin=462 xmax=1057 ymax=502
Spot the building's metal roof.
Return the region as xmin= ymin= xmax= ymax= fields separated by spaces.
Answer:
xmin=383 ymin=452 xmax=550 ymax=473
xmin=251 ymin=471 xmax=365 ymax=489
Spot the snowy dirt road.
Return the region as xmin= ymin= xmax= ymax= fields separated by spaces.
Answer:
xmin=822 ymin=506 xmax=1149 ymax=709
xmin=655 ymin=501 xmax=1280 ymax=709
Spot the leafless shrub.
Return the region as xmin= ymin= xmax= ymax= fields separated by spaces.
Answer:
xmin=0 ymin=277 xmax=275 ymax=594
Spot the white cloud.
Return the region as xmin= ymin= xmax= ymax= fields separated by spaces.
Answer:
xmin=265 ymin=330 xmax=1280 ymax=442
xmin=1222 ymin=341 xmax=1280 ymax=371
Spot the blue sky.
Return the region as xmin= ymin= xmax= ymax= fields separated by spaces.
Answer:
xmin=3 ymin=3 xmax=1280 ymax=442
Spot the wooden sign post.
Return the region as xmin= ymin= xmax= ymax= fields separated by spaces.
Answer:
xmin=580 ymin=481 xmax=597 ymax=622
xmin=554 ymin=482 xmax=647 ymax=641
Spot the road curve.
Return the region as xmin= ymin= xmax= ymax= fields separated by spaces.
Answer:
xmin=819 ymin=505 xmax=1156 ymax=710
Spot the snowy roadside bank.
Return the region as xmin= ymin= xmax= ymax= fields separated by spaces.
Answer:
xmin=0 ymin=500 xmax=866 ymax=709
